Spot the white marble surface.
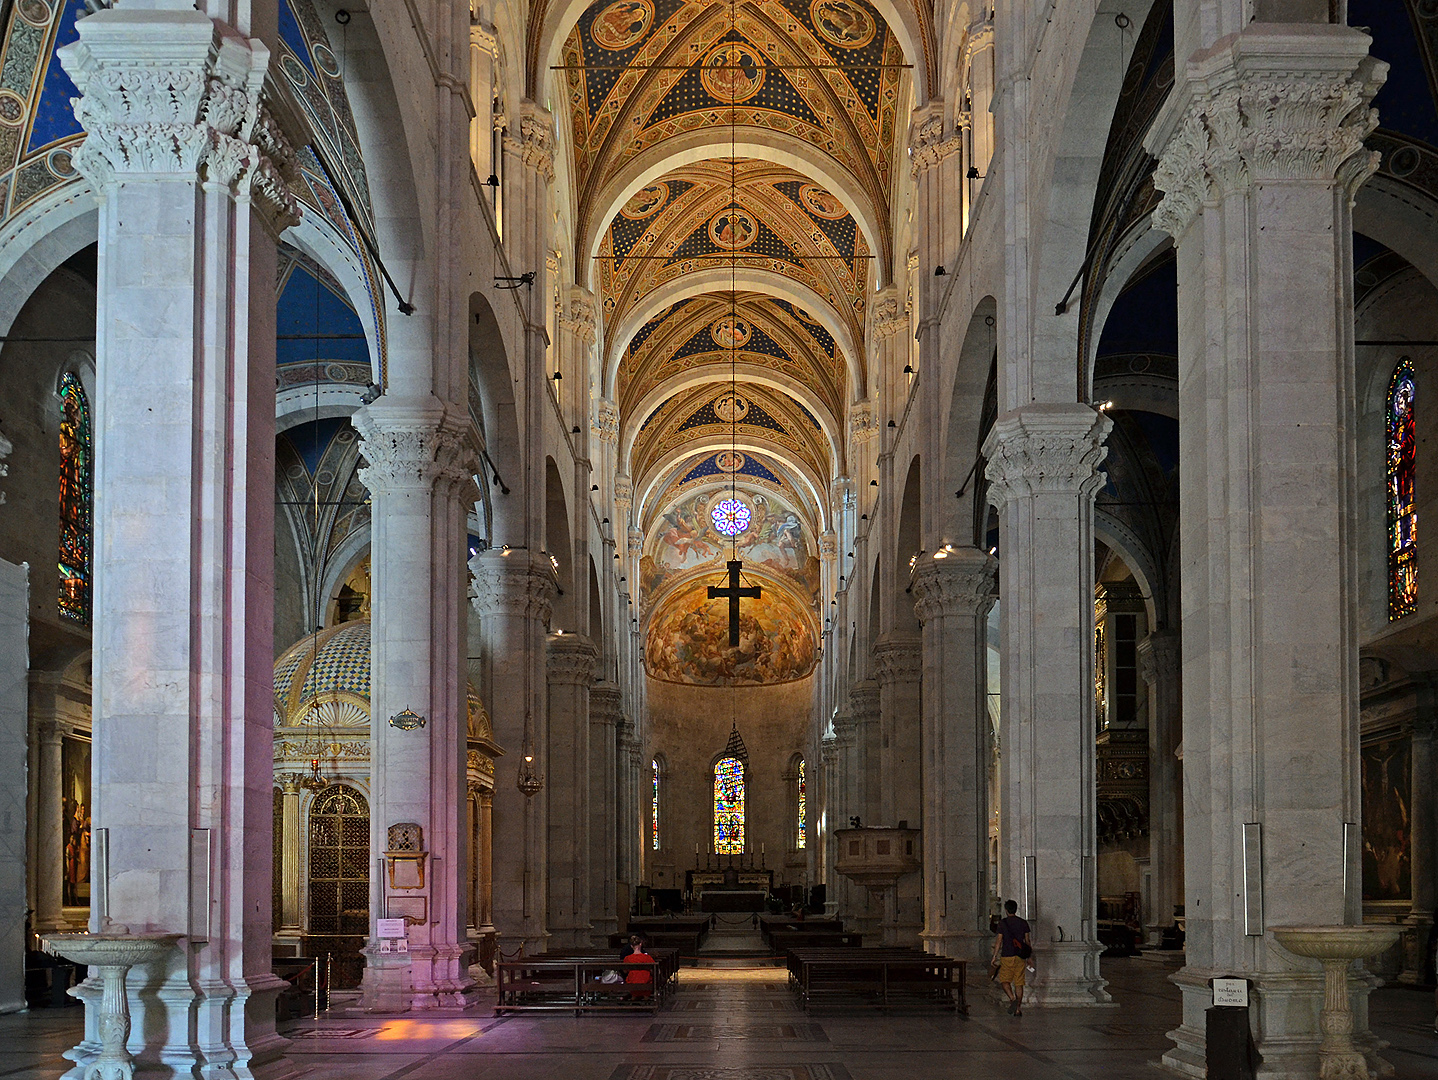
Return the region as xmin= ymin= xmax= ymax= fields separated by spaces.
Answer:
xmin=0 ymin=558 xmax=28 ymax=1014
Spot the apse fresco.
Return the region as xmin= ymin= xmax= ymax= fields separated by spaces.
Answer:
xmin=1362 ymin=735 xmax=1412 ymax=902
xmin=641 ymin=489 xmax=821 ymax=604
xmin=645 ymin=573 xmax=817 ymax=685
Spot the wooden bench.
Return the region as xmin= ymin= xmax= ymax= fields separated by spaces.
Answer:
xmin=625 ymin=916 xmax=711 ymax=946
xmin=608 ymin=929 xmax=703 ymax=959
xmin=768 ymin=930 xmax=862 ymax=955
xmin=539 ymin=948 xmax=681 ymax=994
xmin=786 ymin=948 xmax=967 ymax=1013
xmin=758 ymin=915 xmax=844 ymax=943
xmin=494 ymin=953 xmax=672 ymax=1015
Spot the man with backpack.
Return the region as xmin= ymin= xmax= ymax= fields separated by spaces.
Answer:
xmin=991 ymin=899 xmax=1033 ymax=1016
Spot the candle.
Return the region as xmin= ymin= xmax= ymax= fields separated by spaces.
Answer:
xmin=695 ymin=842 xmax=700 ymax=854
xmin=761 ymin=843 xmax=765 ymax=854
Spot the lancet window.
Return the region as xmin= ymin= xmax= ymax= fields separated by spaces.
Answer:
xmin=652 ymin=758 xmax=661 ymax=850
xmin=1389 ymin=357 xmax=1418 ymax=619
xmin=713 ymin=756 xmax=745 ymax=854
xmin=796 ymin=758 xmax=806 ymax=850
xmin=57 ymin=372 xmax=92 ymax=624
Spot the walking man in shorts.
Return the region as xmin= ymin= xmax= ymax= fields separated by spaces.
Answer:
xmin=991 ymin=899 xmax=1032 ymax=1016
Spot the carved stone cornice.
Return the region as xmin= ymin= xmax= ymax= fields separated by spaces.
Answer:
xmin=353 ymin=406 xmax=478 ymax=499
xmin=590 ymin=683 xmax=623 ymax=726
xmin=849 ymin=679 xmax=880 ymax=720
xmin=965 ymin=18 xmax=994 ymax=61
xmin=1146 ymin=28 xmax=1386 ymax=238
xmin=592 ymin=400 xmax=619 ymax=444
xmin=59 ymin=11 xmax=300 ymax=229
xmin=469 ymin=549 xmax=557 ymax=623
xmin=911 ymin=548 xmax=998 ymax=624
xmin=1136 ymin=630 xmax=1180 ymax=687
xmin=470 ymin=21 xmax=499 ymax=58
xmin=980 ymin=404 xmax=1112 ymax=509
xmin=872 ymin=635 xmax=923 ymax=687
xmin=908 ymin=103 xmax=962 ymax=175
xmin=547 ymin=633 xmax=598 ymax=685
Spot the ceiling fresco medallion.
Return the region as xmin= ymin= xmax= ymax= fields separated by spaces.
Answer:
xmin=709 ymin=207 xmax=759 ymax=250
xmin=700 ymin=41 xmax=767 ymax=103
xmin=592 ymin=0 xmax=654 ymax=50
xmin=810 ymin=0 xmax=877 ymax=48
xmin=711 ymin=315 xmax=752 ymax=349
xmin=714 ymin=394 xmax=751 ymax=424
xmin=621 ymin=181 xmax=669 ymax=219
xmin=716 ymin=450 xmax=746 ymax=472
xmin=798 ymin=183 xmax=848 ymax=220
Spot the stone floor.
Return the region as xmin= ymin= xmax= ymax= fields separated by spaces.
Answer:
xmin=3 ymin=956 xmax=1438 ymax=1079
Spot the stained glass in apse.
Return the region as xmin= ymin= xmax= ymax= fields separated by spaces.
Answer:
xmin=796 ymin=759 xmax=806 ymax=850
xmin=652 ymin=759 xmax=660 ymax=850
xmin=57 ymin=373 xmax=92 ymax=624
xmin=713 ymin=756 xmax=745 ymax=854
xmin=1389 ymin=357 xmax=1418 ymax=620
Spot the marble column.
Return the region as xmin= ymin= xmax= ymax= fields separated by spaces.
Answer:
xmin=982 ymin=404 xmax=1113 ymax=1005
xmin=913 ymin=549 xmax=998 ymax=961
xmin=57 ymin=5 xmax=300 ymax=1075
xmin=871 ymin=634 xmax=923 ymax=944
xmin=276 ymin=775 xmax=303 ymax=940
xmin=616 ymin=713 xmax=641 ymax=894
xmin=32 ymin=720 xmax=64 ymax=933
xmin=589 ymin=683 xmax=622 ymax=944
xmin=354 ymin=404 xmax=478 ymax=1010
xmin=1137 ymin=631 xmax=1181 ymax=944
xmin=845 ymin=680 xmax=881 ymax=935
xmin=470 ymin=551 xmax=554 ymax=954
xmin=545 ymin=632 xmax=598 ymax=947
xmin=1145 ymin=24 xmax=1386 ymax=1075
xmin=477 ymin=790 xmax=495 ymax=933
xmin=1402 ymin=712 xmax=1435 ymax=984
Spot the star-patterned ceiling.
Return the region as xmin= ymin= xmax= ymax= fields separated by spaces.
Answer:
xmin=563 ymin=0 xmax=904 ymax=266
xmin=617 ymin=291 xmax=847 ymax=421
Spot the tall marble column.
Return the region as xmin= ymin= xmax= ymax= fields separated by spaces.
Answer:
xmin=1137 ymin=631 xmax=1181 ymax=943
xmin=477 ymin=790 xmax=495 ymax=933
xmin=545 ymin=632 xmax=598 ymax=947
xmin=982 ymin=404 xmax=1112 ymax=1005
xmin=913 ymin=549 xmax=998 ymax=960
xmin=1402 ymin=711 xmax=1435 ymax=985
xmin=354 ymin=404 xmax=478 ymax=1010
xmin=470 ymin=551 xmax=554 ymax=954
xmin=589 ymin=683 xmax=622 ymax=944
xmin=57 ymin=5 xmax=299 ymax=1075
xmin=845 ymin=680 xmax=881 ymax=935
xmin=871 ymin=635 xmax=923 ymax=944
xmin=276 ymin=774 xmax=303 ymax=940
xmin=31 ymin=720 xmax=64 ymax=933
xmin=1145 ymin=24 xmax=1386 ymax=1074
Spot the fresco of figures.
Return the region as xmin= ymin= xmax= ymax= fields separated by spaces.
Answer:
xmin=645 ymin=573 xmax=818 ymax=685
xmin=641 ymin=488 xmax=822 ymax=604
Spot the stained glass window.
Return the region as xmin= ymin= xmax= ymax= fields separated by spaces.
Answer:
xmin=711 ymin=498 xmax=751 ymax=537
xmin=1389 ymin=357 xmax=1418 ymax=620
xmin=796 ymin=759 xmax=806 ymax=850
xmin=58 ymin=373 xmax=92 ymax=624
xmin=713 ymin=756 xmax=745 ymax=854
xmin=652 ymin=759 xmax=660 ymax=850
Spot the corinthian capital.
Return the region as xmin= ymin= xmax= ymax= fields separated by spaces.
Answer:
xmin=547 ymin=633 xmax=599 ymax=686
xmin=513 ymin=101 xmax=555 ymax=182
xmin=59 ymin=10 xmax=301 ymax=228
xmin=1145 ymin=27 xmax=1386 ymax=237
xmin=981 ymin=403 xmax=1111 ymax=509
xmin=592 ymin=400 xmax=619 ymax=444
xmin=912 ymin=548 xmax=997 ymax=625
xmin=871 ymin=292 xmax=907 ymax=340
xmin=908 ymin=103 xmax=962 ymax=176
xmin=1136 ymin=630 xmax=1180 ymax=687
xmin=353 ymin=404 xmax=478 ymax=498
xmin=469 ymin=549 xmax=557 ymax=624
xmin=872 ymin=634 xmax=922 ymax=687
xmin=562 ymin=288 xmax=598 ymax=347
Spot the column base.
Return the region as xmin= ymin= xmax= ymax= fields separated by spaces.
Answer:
xmin=1023 ymin=940 xmax=1111 ymax=1006
xmin=1165 ymin=964 xmax=1389 ymax=1079
xmin=919 ymin=928 xmax=991 ymax=962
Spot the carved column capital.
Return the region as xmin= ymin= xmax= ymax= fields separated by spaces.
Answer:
xmin=872 ymin=634 xmax=923 ymax=687
xmin=59 ymin=13 xmax=301 ymax=228
xmin=561 ymin=287 xmax=598 ymax=347
xmin=353 ymin=406 xmax=478 ymax=499
xmin=1145 ymin=29 xmax=1386 ymax=237
xmin=627 ymin=528 xmax=643 ymax=556
xmin=590 ymin=683 xmax=623 ymax=726
xmin=849 ymin=401 xmax=879 ymax=446
xmin=511 ymin=101 xmax=555 ymax=182
xmin=614 ymin=476 xmax=633 ymax=513
xmin=592 ymin=400 xmax=619 ymax=444
xmin=469 ymin=549 xmax=557 ymax=624
xmin=819 ymin=531 xmax=838 ymax=561
xmin=277 ymin=772 xmax=304 ymax=795
xmin=1136 ymin=630 xmax=1181 ymax=687
xmin=547 ymin=633 xmax=599 ymax=685
xmin=981 ymin=403 xmax=1112 ymax=509
xmin=907 ymin=103 xmax=963 ymax=175
xmin=871 ymin=293 xmax=907 ymax=340
xmin=912 ymin=548 xmax=998 ymax=625
xmin=849 ymin=679 xmax=881 ymax=721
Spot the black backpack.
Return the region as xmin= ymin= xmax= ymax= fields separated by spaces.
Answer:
xmin=1007 ymin=922 xmax=1032 ymax=959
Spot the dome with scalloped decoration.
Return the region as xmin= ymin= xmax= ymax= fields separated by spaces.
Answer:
xmin=273 ymin=621 xmax=370 ymax=729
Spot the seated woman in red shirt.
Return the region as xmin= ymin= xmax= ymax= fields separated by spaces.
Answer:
xmin=623 ymin=938 xmax=655 ymax=998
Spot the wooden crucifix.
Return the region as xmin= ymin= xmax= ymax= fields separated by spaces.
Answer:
xmin=708 ymin=560 xmax=761 ymax=647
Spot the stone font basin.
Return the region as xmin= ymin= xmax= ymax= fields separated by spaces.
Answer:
xmin=1270 ymin=924 xmax=1403 ymax=962
xmin=42 ymin=932 xmax=182 ymax=969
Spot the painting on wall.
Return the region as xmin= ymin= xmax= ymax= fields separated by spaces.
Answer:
xmin=61 ymin=735 xmax=91 ymax=907
xmin=645 ymin=574 xmax=817 ymax=685
xmin=642 ymin=489 xmax=821 ymax=604
xmin=1362 ymin=734 xmax=1411 ymax=903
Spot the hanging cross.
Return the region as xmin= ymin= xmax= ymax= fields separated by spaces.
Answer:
xmin=708 ymin=560 xmax=761 ymax=647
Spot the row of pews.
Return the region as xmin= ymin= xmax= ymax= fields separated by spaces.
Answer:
xmin=784 ymin=948 xmax=968 ymax=1013
xmin=493 ymin=948 xmax=681 ymax=1015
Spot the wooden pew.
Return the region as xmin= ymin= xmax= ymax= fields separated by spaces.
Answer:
xmin=494 ymin=951 xmax=675 ymax=1015
xmin=608 ymin=929 xmax=703 ymax=959
xmin=758 ymin=914 xmax=844 ymax=944
xmin=786 ymin=948 xmax=967 ymax=1014
xmin=768 ymin=930 xmax=862 ymax=955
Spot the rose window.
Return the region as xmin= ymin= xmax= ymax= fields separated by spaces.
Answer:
xmin=711 ymin=498 xmax=751 ymax=537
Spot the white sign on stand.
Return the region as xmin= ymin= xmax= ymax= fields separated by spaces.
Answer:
xmin=1212 ymin=978 xmax=1249 ymax=1007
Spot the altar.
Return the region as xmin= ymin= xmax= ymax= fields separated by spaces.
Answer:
xmin=686 ymin=867 xmax=773 ymax=912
